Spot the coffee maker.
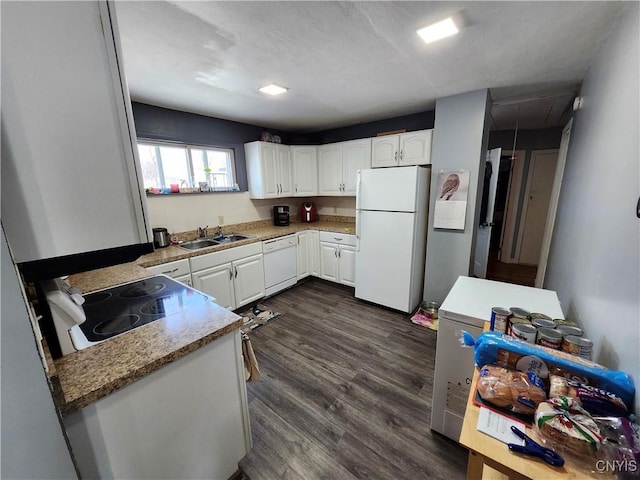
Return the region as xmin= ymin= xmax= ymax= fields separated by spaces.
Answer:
xmin=273 ymin=205 xmax=290 ymax=226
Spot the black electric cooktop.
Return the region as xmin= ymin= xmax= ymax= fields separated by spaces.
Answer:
xmin=79 ymin=276 xmax=211 ymax=342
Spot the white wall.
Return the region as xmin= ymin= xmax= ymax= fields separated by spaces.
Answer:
xmin=146 ymin=193 xmax=355 ymax=232
xmin=544 ymin=3 xmax=639 ymax=413
xmin=423 ymin=89 xmax=491 ymax=303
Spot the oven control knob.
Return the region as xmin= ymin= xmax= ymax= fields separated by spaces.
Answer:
xmin=68 ymin=288 xmax=85 ymax=306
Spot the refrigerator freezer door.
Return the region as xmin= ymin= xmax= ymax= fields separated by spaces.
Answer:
xmin=357 ymin=166 xmax=420 ymax=212
xmin=355 ymin=210 xmax=416 ymax=312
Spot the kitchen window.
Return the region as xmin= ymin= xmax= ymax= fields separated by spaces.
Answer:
xmin=137 ymin=141 xmax=237 ymax=192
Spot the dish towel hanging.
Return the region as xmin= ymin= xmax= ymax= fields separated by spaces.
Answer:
xmin=242 ymin=332 xmax=261 ymax=382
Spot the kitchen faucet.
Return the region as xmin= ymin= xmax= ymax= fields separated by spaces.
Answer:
xmin=197 ymin=225 xmax=208 ymax=238
xmin=216 ymin=225 xmax=223 ymax=236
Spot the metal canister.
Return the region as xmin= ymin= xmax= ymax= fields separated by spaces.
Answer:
xmin=562 ymin=335 xmax=593 ymax=360
xmin=553 ymin=318 xmax=579 ymax=328
xmin=531 ymin=318 xmax=556 ymax=330
xmin=490 ymin=307 xmax=511 ymax=333
xmin=422 ymin=301 xmax=439 ymax=321
xmin=528 ymin=312 xmax=552 ymax=322
xmin=511 ymin=323 xmax=538 ymax=343
xmin=537 ymin=327 xmax=563 ymax=350
xmin=507 ymin=317 xmax=531 ymax=336
xmin=509 ymin=307 xmax=530 ymax=319
xmin=556 ymin=325 xmax=584 ymax=337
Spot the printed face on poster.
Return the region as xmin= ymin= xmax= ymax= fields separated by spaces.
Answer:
xmin=434 ymin=170 xmax=470 ymax=230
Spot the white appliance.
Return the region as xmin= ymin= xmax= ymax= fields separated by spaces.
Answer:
xmin=355 ymin=166 xmax=430 ymax=313
xmin=263 ymin=234 xmax=297 ymax=296
xmin=431 ymin=276 xmax=564 ymax=441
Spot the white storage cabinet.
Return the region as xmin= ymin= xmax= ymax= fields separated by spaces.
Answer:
xmin=291 ymin=146 xmax=318 ymax=196
xmin=371 ymin=130 xmax=432 ymax=168
xmin=1 ymin=1 xmax=151 ymax=262
xmin=146 ymin=258 xmax=192 ymax=286
xmin=318 ymin=139 xmax=371 ymax=196
xmin=245 ymin=142 xmax=292 ymax=198
xmin=190 ymin=243 xmax=265 ymax=310
xmin=296 ymin=230 xmax=320 ymax=279
xmin=319 ymin=232 xmax=356 ymax=286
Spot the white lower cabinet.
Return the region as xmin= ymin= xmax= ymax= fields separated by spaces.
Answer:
xmin=190 ymin=243 xmax=265 ymax=311
xmin=146 ymin=258 xmax=192 ymax=286
xmin=318 ymin=232 xmax=356 ymax=286
xmin=296 ymin=230 xmax=319 ymax=279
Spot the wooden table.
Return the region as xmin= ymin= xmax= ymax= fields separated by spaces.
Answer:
xmin=459 ymin=368 xmax=611 ymax=480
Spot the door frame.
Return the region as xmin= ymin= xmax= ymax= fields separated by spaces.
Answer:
xmin=514 ymin=148 xmax=560 ymax=264
xmin=498 ymin=150 xmax=526 ymax=263
xmin=535 ymin=119 xmax=572 ymax=287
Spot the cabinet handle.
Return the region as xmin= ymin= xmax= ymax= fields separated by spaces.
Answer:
xmin=334 ymin=249 xmax=338 ymax=257
xmin=394 ymin=151 xmax=398 ymax=161
xmin=229 ymin=268 xmax=233 ymax=280
xmin=234 ymin=267 xmax=238 ymax=278
xmin=334 ymin=237 xmax=343 ymax=241
xmin=338 ymin=249 xmax=341 ymax=258
xmin=295 ymin=184 xmax=298 ymax=193
xmin=400 ymin=149 xmax=403 ymax=160
xmin=162 ymin=267 xmax=179 ymax=275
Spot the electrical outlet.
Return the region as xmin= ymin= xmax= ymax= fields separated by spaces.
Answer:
xmin=218 ymin=215 xmax=224 ymax=225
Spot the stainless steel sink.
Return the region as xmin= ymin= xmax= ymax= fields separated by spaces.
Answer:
xmin=212 ymin=233 xmax=255 ymax=243
xmin=178 ymin=239 xmax=220 ymax=250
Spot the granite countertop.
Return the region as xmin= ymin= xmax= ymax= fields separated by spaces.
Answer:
xmin=52 ymin=216 xmax=354 ymax=415
xmin=135 ymin=217 xmax=356 ymax=269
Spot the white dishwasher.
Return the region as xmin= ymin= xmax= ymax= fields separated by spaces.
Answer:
xmin=263 ymin=234 xmax=297 ymax=296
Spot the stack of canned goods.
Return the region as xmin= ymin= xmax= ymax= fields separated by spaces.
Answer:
xmin=509 ymin=308 xmax=537 ymax=342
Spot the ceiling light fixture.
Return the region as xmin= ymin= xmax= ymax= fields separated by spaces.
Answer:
xmin=417 ymin=17 xmax=459 ymax=44
xmin=259 ymin=83 xmax=288 ymax=96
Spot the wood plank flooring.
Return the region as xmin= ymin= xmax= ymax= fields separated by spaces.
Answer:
xmin=239 ymin=278 xmax=468 ymax=480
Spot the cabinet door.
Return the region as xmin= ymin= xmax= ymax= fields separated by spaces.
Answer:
xmin=296 ymin=232 xmax=310 ymax=280
xmin=342 ymin=139 xmax=372 ymax=195
xmin=309 ymin=231 xmax=320 ymax=276
xmin=371 ymin=135 xmax=399 ymax=168
xmin=260 ymin=142 xmax=279 ymax=198
xmin=319 ymin=242 xmax=339 ymax=282
xmin=277 ymin=145 xmax=293 ymax=197
xmin=317 ymin=144 xmax=343 ymax=196
xmin=399 ymin=130 xmax=432 ymax=166
xmin=338 ymin=245 xmax=356 ymax=286
xmin=233 ymin=254 xmax=265 ymax=309
xmin=292 ymin=146 xmax=318 ymax=196
xmin=192 ymin=263 xmax=235 ymax=310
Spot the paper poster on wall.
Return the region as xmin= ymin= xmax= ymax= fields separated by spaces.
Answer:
xmin=434 ymin=170 xmax=470 ymax=230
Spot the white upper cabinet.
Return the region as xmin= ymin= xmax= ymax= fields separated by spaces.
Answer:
xmin=318 ymin=138 xmax=371 ymax=196
xmin=1 ymin=1 xmax=151 ymax=263
xmin=245 ymin=142 xmax=292 ymax=199
xmin=371 ymin=130 xmax=432 ymax=168
xmin=291 ymin=146 xmax=318 ymax=196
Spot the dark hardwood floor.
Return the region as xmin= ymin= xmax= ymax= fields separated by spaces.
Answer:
xmin=486 ymin=250 xmax=538 ymax=286
xmin=239 ymin=278 xmax=468 ymax=480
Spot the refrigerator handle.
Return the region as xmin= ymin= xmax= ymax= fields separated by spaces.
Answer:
xmin=356 ymin=170 xmax=362 ymax=211
xmin=355 ymin=210 xmax=361 ymax=252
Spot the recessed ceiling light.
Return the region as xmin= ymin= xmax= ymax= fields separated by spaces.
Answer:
xmin=417 ymin=17 xmax=458 ymax=44
xmin=259 ymin=83 xmax=288 ymax=95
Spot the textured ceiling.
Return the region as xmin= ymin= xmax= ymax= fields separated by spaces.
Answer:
xmin=114 ymin=1 xmax=625 ymax=132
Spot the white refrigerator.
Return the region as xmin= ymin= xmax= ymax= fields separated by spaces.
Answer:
xmin=355 ymin=166 xmax=430 ymax=313
xmin=430 ymin=276 xmax=565 ymax=442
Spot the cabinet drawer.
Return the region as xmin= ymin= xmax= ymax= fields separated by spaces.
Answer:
xmin=190 ymin=242 xmax=263 ymax=273
xmin=319 ymin=231 xmax=356 ymax=246
xmin=146 ymin=259 xmax=190 ymax=278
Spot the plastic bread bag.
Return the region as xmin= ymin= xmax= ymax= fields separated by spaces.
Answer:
xmin=549 ymin=375 xmax=629 ymax=418
xmin=461 ymin=331 xmax=635 ymax=409
xmin=594 ymin=417 xmax=640 ymax=477
xmin=477 ymin=364 xmax=546 ymax=415
xmin=535 ymin=396 xmax=603 ymax=460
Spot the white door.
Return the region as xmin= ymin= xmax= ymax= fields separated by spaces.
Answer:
xmin=473 ymin=148 xmax=501 ymax=278
xmin=233 ymin=254 xmax=265 ymax=308
xmin=192 ymin=263 xmax=235 ymax=310
xmin=319 ymin=242 xmax=339 ymax=282
xmin=355 ymin=210 xmax=416 ymax=312
xmin=399 ymin=130 xmax=432 ymax=166
xmin=292 ymin=146 xmax=317 ymax=196
xmin=357 ymin=166 xmax=419 ymax=212
xmin=518 ymin=150 xmax=559 ymax=265
xmin=342 ymin=139 xmax=371 ymax=195
xmin=338 ymin=245 xmax=356 ymax=286
xmin=371 ymin=135 xmax=399 ymax=168
xmin=318 ymin=144 xmax=342 ymax=195
xmin=277 ymin=145 xmax=293 ymax=196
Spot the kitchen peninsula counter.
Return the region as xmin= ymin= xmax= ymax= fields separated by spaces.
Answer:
xmin=54 ymin=265 xmax=241 ymax=415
